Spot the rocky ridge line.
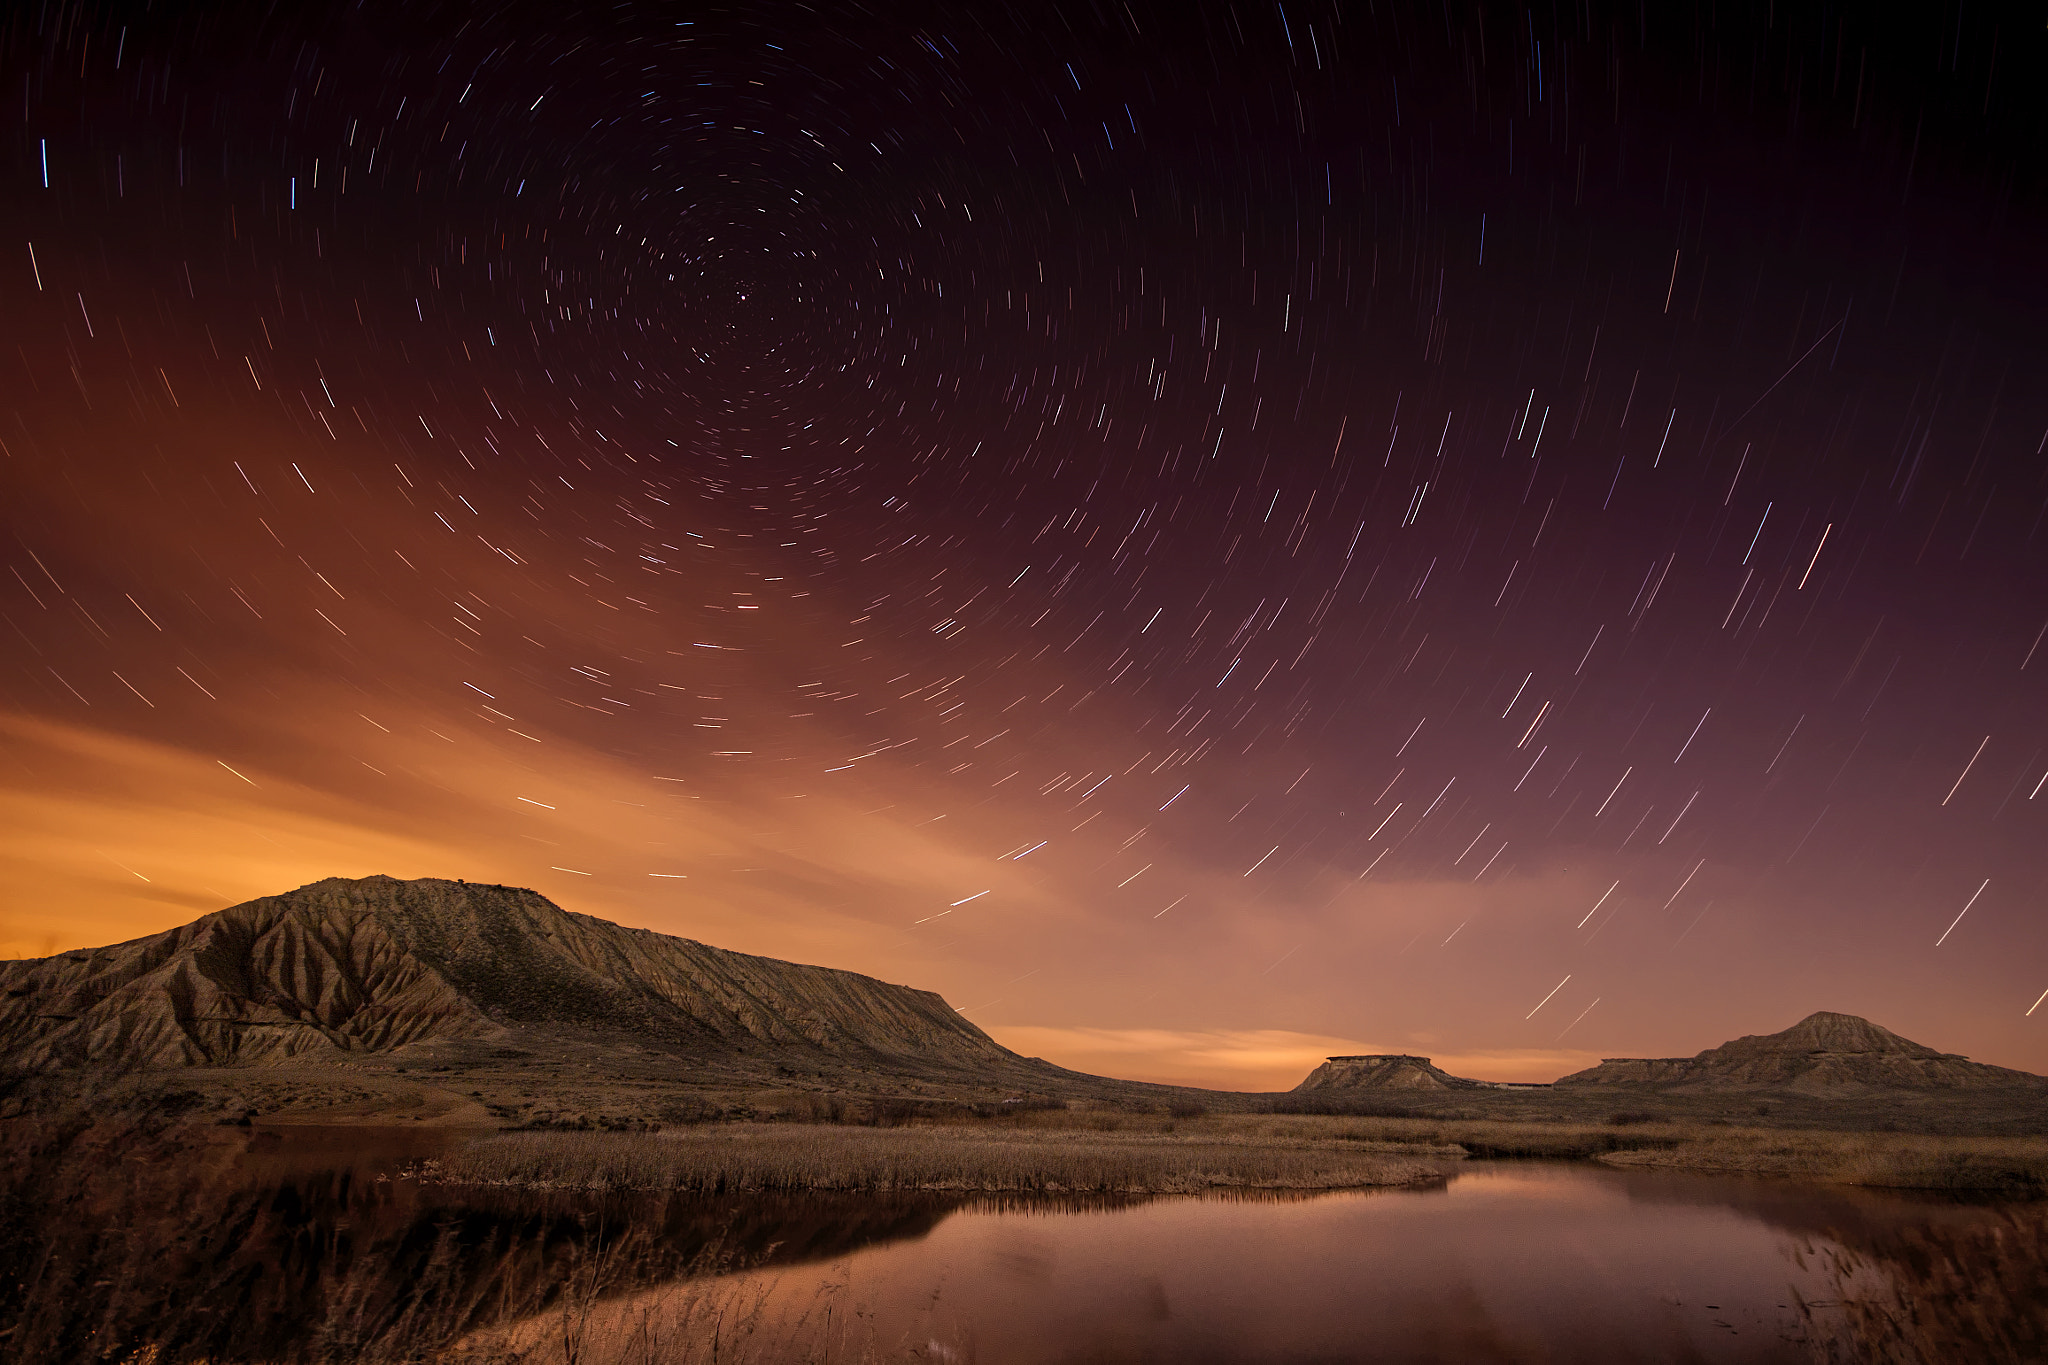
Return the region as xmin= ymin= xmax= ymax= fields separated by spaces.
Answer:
xmin=0 ymin=875 xmax=1024 ymax=1075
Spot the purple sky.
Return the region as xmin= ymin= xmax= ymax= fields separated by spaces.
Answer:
xmin=3 ymin=2 xmax=2045 ymax=1088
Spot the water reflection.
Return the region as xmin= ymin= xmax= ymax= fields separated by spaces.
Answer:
xmin=480 ymin=1163 xmax=1886 ymax=1363
xmin=0 ymin=1121 xmax=968 ymax=1364
xmin=2 ymin=1121 xmax=2041 ymax=1364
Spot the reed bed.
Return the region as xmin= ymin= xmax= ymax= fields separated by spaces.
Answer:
xmin=433 ymin=1111 xmax=2048 ymax=1196
xmin=8 ymin=1112 xmax=2048 ymax=1363
xmin=424 ymin=1121 xmax=1460 ymax=1195
xmin=1795 ymin=1200 xmax=2048 ymax=1363
xmin=1175 ymin=1113 xmax=2048 ymax=1192
xmin=446 ymin=1272 xmax=933 ymax=1365
xmin=1175 ymin=1112 xmax=1688 ymax=1159
xmin=1592 ymin=1126 xmax=2048 ymax=1193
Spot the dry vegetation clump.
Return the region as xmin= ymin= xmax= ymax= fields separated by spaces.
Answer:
xmin=424 ymin=1120 xmax=1460 ymax=1195
xmin=443 ymin=1268 xmax=957 ymax=1365
xmin=0 ymin=1114 xmax=811 ymax=1365
xmin=1197 ymin=1113 xmax=1687 ymax=1160
xmin=508 ymin=1091 xmax=1094 ymax=1132
xmin=1593 ymin=1126 xmax=2048 ymax=1194
xmin=1795 ymin=1201 xmax=2048 ymax=1364
xmin=1216 ymin=1113 xmax=2048 ymax=1193
xmin=433 ymin=1111 xmax=2048 ymax=1196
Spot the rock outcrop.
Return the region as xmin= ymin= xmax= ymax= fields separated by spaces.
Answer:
xmin=1293 ymin=1055 xmax=1545 ymax=1092
xmin=0 ymin=876 xmax=1026 ymax=1075
xmin=1555 ymin=1012 xmax=2047 ymax=1094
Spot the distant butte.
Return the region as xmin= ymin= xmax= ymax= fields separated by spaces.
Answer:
xmin=1553 ymin=1010 xmax=2048 ymax=1094
xmin=1292 ymin=1011 xmax=2048 ymax=1098
xmin=1294 ymin=1055 xmax=1549 ymax=1093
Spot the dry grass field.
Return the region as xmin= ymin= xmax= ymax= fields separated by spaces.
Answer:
xmin=422 ymin=1118 xmax=1461 ymax=1195
xmin=1592 ymin=1123 xmax=2048 ymax=1192
xmin=1240 ymin=1113 xmax=2048 ymax=1194
xmin=423 ymin=1107 xmax=2048 ymax=1197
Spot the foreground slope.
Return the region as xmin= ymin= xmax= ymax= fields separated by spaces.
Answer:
xmin=0 ymin=876 xmax=1032 ymax=1079
xmin=1555 ymin=1012 xmax=2048 ymax=1094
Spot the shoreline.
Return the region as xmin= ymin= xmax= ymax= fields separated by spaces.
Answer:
xmin=9 ymin=1069 xmax=2048 ymax=1196
xmin=352 ymin=1111 xmax=2048 ymax=1198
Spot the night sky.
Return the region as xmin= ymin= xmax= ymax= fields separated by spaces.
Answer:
xmin=4 ymin=1 xmax=2046 ymax=1089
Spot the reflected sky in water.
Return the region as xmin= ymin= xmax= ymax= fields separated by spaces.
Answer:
xmin=16 ymin=1123 xmax=2030 ymax=1363
xmin=482 ymin=1161 xmax=1972 ymax=1363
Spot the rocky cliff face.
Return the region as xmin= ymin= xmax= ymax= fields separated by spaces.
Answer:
xmin=1293 ymin=1055 xmax=1541 ymax=1092
xmin=1555 ymin=1012 xmax=2046 ymax=1093
xmin=0 ymin=876 xmax=1023 ymax=1074
xmin=1295 ymin=1055 xmax=1470 ymax=1091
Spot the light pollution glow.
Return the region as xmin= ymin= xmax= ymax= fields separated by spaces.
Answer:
xmin=4 ymin=1 xmax=2046 ymax=1090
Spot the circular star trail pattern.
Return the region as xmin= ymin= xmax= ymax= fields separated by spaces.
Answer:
xmin=3 ymin=1 xmax=2045 ymax=1086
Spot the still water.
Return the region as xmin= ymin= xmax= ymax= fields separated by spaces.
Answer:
xmin=474 ymin=1161 xmax=2006 ymax=1364
xmin=6 ymin=1124 xmax=2034 ymax=1363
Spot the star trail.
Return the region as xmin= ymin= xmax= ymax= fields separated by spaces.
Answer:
xmin=3 ymin=1 xmax=2045 ymax=1088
